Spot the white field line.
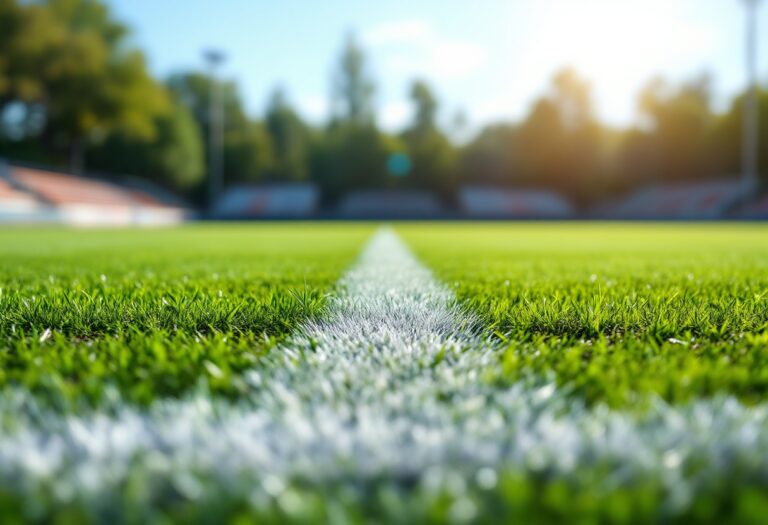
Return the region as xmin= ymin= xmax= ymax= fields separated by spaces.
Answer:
xmin=1 ymin=228 xmax=768 ymax=512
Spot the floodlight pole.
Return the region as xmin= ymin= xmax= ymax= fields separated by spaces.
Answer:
xmin=742 ymin=0 xmax=760 ymax=188
xmin=204 ymin=49 xmax=226 ymax=211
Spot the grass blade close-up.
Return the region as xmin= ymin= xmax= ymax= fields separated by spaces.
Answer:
xmin=0 ymin=225 xmax=372 ymax=408
xmin=0 ymin=223 xmax=767 ymax=524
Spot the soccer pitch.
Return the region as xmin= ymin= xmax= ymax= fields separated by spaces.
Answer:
xmin=0 ymin=223 xmax=767 ymax=523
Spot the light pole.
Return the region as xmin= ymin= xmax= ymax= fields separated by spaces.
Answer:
xmin=203 ymin=49 xmax=226 ymax=210
xmin=742 ymin=0 xmax=760 ymax=188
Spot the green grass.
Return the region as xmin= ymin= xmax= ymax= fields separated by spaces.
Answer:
xmin=400 ymin=223 xmax=768 ymax=408
xmin=0 ymin=224 xmax=371 ymax=408
xmin=2 ymin=222 xmax=768 ymax=524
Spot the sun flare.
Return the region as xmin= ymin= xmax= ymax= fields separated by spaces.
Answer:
xmin=540 ymin=1 xmax=713 ymax=118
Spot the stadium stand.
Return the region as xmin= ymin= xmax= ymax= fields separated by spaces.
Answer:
xmin=459 ymin=186 xmax=574 ymax=219
xmin=212 ymin=184 xmax=319 ymax=219
xmin=0 ymin=168 xmax=48 ymax=222
xmin=336 ymin=190 xmax=445 ymax=218
xmin=0 ymin=160 xmax=187 ymax=225
xmin=594 ymin=179 xmax=755 ymax=219
xmin=732 ymin=192 xmax=768 ymax=219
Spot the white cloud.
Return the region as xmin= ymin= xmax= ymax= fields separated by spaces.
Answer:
xmin=364 ymin=20 xmax=488 ymax=80
xmin=296 ymin=94 xmax=329 ymax=124
xmin=474 ymin=95 xmax=523 ymax=123
xmin=378 ymin=100 xmax=411 ymax=132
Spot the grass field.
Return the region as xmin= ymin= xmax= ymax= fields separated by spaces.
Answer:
xmin=0 ymin=223 xmax=767 ymax=524
xmin=401 ymin=224 xmax=768 ymax=408
xmin=0 ymin=225 xmax=372 ymax=408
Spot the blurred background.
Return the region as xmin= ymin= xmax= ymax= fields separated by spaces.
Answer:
xmin=0 ymin=0 xmax=767 ymax=224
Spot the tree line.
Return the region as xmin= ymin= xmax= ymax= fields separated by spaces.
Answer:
xmin=1 ymin=0 xmax=765 ymax=208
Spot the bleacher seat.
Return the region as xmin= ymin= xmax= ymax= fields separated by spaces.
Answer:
xmin=594 ymin=180 xmax=754 ymax=219
xmin=11 ymin=167 xmax=163 ymax=208
xmin=459 ymin=186 xmax=573 ymax=218
xmin=212 ymin=184 xmax=319 ymax=218
xmin=0 ymin=162 xmax=187 ymax=225
xmin=337 ymin=190 xmax=444 ymax=218
xmin=732 ymin=193 xmax=768 ymax=219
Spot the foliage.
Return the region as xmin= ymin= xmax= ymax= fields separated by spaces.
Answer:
xmin=88 ymin=98 xmax=205 ymax=191
xmin=305 ymin=33 xmax=409 ymax=203
xmin=617 ymin=75 xmax=719 ymax=186
xmin=401 ymin=80 xmax=459 ymax=197
xmin=712 ymin=86 xmax=768 ymax=182
xmin=265 ymin=88 xmax=311 ymax=182
xmin=310 ymin=122 xmax=404 ymax=203
xmin=167 ymin=72 xmax=275 ymax=186
xmin=463 ymin=68 xmax=604 ymax=204
xmin=330 ymin=33 xmax=376 ymax=126
xmin=461 ymin=124 xmax=519 ymax=185
xmin=0 ymin=0 xmax=168 ymax=171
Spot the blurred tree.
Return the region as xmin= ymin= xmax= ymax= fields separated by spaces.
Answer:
xmin=0 ymin=0 xmax=49 ymax=138
xmin=518 ymin=98 xmax=565 ymax=185
xmin=168 ymin=72 xmax=274 ymax=186
xmin=712 ymin=86 xmax=768 ymax=186
xmin=310 ymin=124 xmax=401 ymax=203
xmin=401 ymin=80 xmax=458 ymax=198
xmin=461 ymin=124 xmax=519 ymax=186
xmin=311 ymin=34 xmax=398 ymax=202
xmin=167 ymin=73 xmax=243 ymax=135
xmin=265 ymin=87 xmax=310 ymax=182
xmin=551 ymin=68 xmax=594 ymax=131
xmin=88 ymin=99 xmax=205 ymax=192
xmin=330 ymin=33 xmax=375 ymax=126
xmin=409 ymin=80 xmax=438 ymax=133
xmin=168 ymin=72 xmax=240 ymax=158
xmin=223 ymin=121 xmax=274 ymax=183
xmin=618 ymin=74 xmax=717 ymax=185
xmin=0 ymin=0 xmax=168 ymax=173
xmin=516 ymin=68 xmax=602 ymax=203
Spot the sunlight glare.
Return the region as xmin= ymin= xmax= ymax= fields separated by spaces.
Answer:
xmin=540 ymin=1 xmax=714 ymax=120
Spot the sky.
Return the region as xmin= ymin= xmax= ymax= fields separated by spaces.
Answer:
xmin=109 ymin=0 xmax=768 ymax=135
